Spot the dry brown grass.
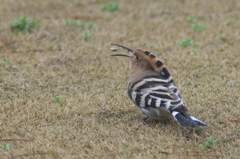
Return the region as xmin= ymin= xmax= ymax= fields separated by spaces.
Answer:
xmin=0 ymin=0 xmax=239 ymax=158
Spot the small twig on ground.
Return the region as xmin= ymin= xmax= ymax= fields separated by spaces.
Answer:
xmin=159 ymin=150 xmax=223 ymax=158
xmin=11 ymin=152 xmax=77 ymax=159
xmin=66 ymin=15 xmax=102 ymax=21
xmin=0 ymin=139 xmax=33 ymax=142
xmin=0 ymin=35 xmax=46 ymax=48
xmin=9 ymin=49 xmax=57 ymax=53
xmin=229 ymin=119 xmax=240 ymax=123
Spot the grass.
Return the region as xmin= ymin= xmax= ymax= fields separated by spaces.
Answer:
xmin=0 ymin=58 xmax=11 ymax=66
xmin=0 ymin=0 xmax=239 ymax=158
xmin=62 ymin=19 xmax=96 ymax=29
xmin=191 ymin=23 xmax=208 ymax=30
xmin=200 ymin=83 xmax=207 ymax=88
xmin=186 ymin=16 xmax=197 ymax=23
xmin=190 ymin=50 xmax=200 ymax=55
xmin=178 ymin=38 xmax=197 ymax=47
xmin=53 ymin=95 xmax=63 ymax=102
xmin=80 ymin=32 xmax=92 ymax=40
xmin=218 ymin=34 xmax=227 ymax=41
xmin=87 ymin=22 xmax=96 ymax=29
xmin=202 ymin=136 xmax=219 ymax=149
xmin=0 ymin=143 xmax=10 ymax=151
xmin=102 ymin=2 xmax=119 ymax=12
xmin=9 ymin=16 xmax=39 ymax=33
xmin=51 ymin=125 xmax=58 ymax=130
xmin=62 ymin=18 xmax=85 ymax=28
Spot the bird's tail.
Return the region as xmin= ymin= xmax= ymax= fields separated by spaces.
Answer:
xmin=172 ymin=111 xmax=207 ymax=127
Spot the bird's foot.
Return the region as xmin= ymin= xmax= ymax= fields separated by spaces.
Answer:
xmin=141 ymin=116 xmax=150 ymax=124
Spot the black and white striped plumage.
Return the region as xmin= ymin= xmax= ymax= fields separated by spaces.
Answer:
xmin=111 ymin=43 xmax=207 ymax=127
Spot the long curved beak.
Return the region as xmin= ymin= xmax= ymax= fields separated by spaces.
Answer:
xmin=111 ymin=43 xmax=133 ymax=58
xmin=111 ymin=54 xmax=132 ymax=58
xmin=111 ymin=43 xmax=134 ymax=52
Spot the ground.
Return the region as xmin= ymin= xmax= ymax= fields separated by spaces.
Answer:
xmin=0 ymin=0 xmax=239 ymax=158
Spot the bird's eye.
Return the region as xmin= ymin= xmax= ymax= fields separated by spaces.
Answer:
xmin=136 ymin=56 xmax=140 ymax=60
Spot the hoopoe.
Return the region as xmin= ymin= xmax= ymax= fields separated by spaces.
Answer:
xmin=111 ymin=43 xmax=207 ymax=127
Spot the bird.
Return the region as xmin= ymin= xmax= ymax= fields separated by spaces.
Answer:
xmin=111 ymin=43 xmax=207 ymax=127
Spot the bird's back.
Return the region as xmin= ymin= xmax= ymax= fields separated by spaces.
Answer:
xmin=128 ymin=71 xmax=187 ymax=117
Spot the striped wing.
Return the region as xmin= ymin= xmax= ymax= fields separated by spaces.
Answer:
xmin=128 ymin=75 xmax=186 ymax=113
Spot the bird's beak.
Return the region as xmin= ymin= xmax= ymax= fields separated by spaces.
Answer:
xmin=111 ymin=54 xmax=132 ymax=58
xmin=111 ymin=43 xmax=133 ymax=58
xmin=111 ymin=43 xmax=134 ymax=52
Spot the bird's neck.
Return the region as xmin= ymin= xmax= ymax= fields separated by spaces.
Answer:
xmin=129 ymin=68 xmax=158 ymax=86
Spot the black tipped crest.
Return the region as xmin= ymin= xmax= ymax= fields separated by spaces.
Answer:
xmin=150 ymin=54 xmax=156 ymax=58
xmin=111 ymin=43 xmax=134 ymax=52
xmin=144 ymin=51 xmax=150 ymax=55
xmin=155 ymin=60 xmax=163 ymax=67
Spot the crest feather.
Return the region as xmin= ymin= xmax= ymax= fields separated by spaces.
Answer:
xmin=133 ymin=49 xmax=171 ymax=78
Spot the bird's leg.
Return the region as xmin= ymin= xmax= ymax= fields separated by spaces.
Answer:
xmin=142 ymin=116 xmax=149 ymax=123
xmin=138 ymin=115 xmax=149 ymax=123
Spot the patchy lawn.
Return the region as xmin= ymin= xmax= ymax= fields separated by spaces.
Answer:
xmin=0 ymin=0 xmax=239 ymax=158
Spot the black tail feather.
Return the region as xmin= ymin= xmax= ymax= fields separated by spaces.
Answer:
xmin=172 ymin=111 xmax=207 ymax=127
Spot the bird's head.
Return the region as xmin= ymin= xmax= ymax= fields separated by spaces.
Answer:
xmin=111 ymin=43 xmax=170 ymax=79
